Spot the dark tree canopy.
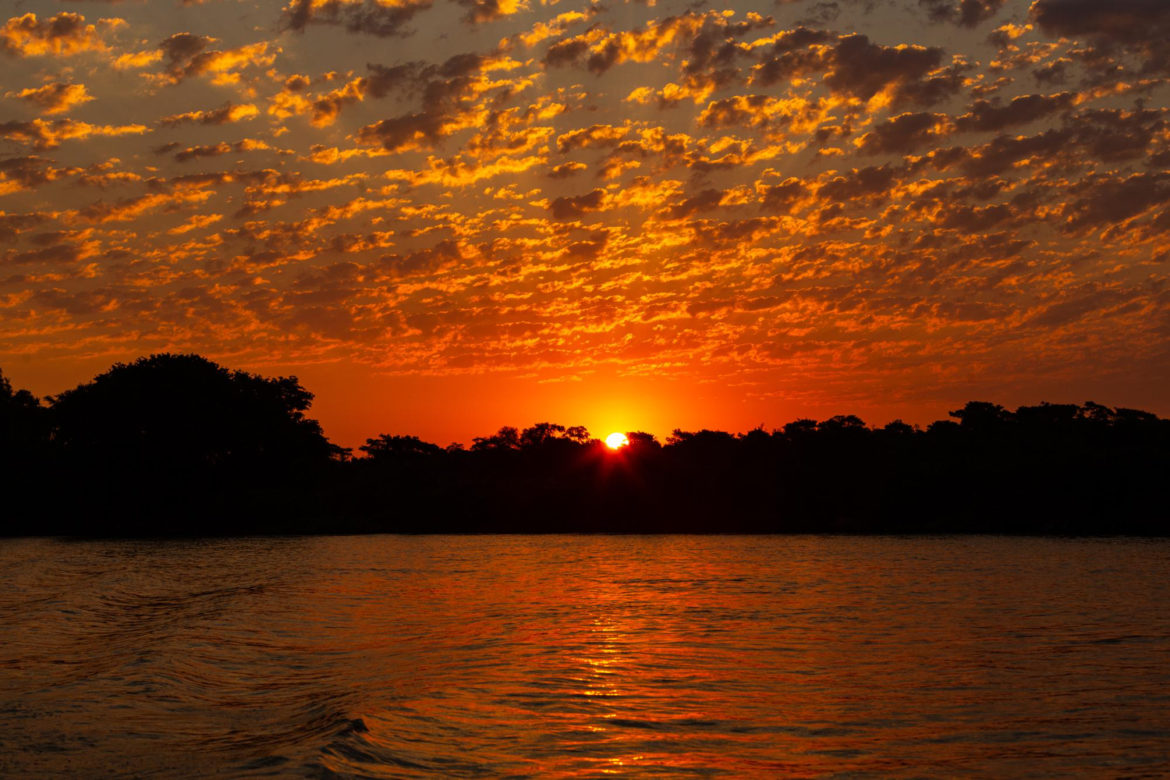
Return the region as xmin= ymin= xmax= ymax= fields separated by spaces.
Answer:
xmin=471 ymin=425 xmax=521 ymax=452
xmin=361 ymin=434 xmax=444 ymax=460
xmin=50 ymin=353 xmax=342 ymax=474
xmin=0 ymin=368 xmax=48 ymax=463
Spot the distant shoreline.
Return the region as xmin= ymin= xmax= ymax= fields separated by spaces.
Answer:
xmin=4 ymin=355 xmax=1167 ymax=538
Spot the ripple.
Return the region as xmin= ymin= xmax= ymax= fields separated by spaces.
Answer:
xmin=1 ymin=536 xmax=1169 ymax=776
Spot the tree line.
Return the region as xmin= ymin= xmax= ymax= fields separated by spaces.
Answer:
xmin=2 ymin=354 xmax=1167 ymax=536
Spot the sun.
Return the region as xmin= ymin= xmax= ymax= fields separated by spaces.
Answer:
xmin=605 ymin=432 xmax=629 ymax=450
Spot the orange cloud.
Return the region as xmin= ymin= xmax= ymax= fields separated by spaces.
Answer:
xmin=0 ymin=156 xmax=76 ymax=195
xmin=1 ymin=12 xmax=115 ymax=57
xmin=6 ymin=83 xmax=93 ymax=115
xmin=0 ymin=118 xmax=147 ymax=150
xmin=168 ymin=138 xmax=277 ymax=162
xmin=157 ymin=34 xmax=275 ymax=85
xmin=159 ymin=102 xmax=260 ymax=126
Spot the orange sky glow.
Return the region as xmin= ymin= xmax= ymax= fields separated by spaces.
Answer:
xmin=1 ymin=0 xmax=1167 ymax=447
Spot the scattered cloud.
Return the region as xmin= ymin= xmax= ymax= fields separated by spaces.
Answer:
xmin=159 ymin=102 xmax=260 ymax=126
xmin=0 ymin=0 xmax=1166 ymax=433
xmin=1 ymin=12 xmax=114 ymax=58
xmin=0 ymin=118 xmax=147 ymax=149
xmin=5 ymin=82 xmax=93 ymax=114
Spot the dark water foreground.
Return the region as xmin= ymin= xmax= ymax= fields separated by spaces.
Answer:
xmin=2 ymin=536 xmax=1169 ymax=777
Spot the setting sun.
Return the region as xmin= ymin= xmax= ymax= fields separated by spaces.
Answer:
xmin=605 ymin=432 xmax=629 ymax=450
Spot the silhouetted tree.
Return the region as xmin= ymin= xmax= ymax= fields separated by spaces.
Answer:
xmin=51 ymin=354 xmax=341 ymax=472
xmin=563 ymin=426 xmax=591 ymax=443
xmin=626 ymin=431 xmax=661 ymax=451
xmin=782 ymin=418 xmax=819 ymax=438
xmin=44 ymin=354 xmax=343 ymax=532
xmin=949 ymin=401 xmax=1012 ymax=430
xmin=1016 ymin=402 xmax=1080 ymax=427
xmin=1 ymin=369 xmax=51 ymax=533
xmin=471 ymin=426 xmax=521 ymax=451
xmin=817 ymin=414 xmax=867 ymax=432
xmin=0 ymin=368 xmax=47 ymax=459
xmin=360 ymin=434 xmax=444 ymax=460
xmin=520 ymin=422 xmax=567 ymax=448
xmin=881 ymin=419 xmax=916 ymax=435
xmin=1080 ymin=401 xmax=1115 ymax=424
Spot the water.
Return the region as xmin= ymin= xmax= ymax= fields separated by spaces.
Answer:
xmin=1 ymin=536 xmax=1169 ymax=778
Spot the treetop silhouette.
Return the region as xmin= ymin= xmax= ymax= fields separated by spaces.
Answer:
xmin=1 ymin=354 xmax=1167 ymax=536
xmin=50 ymin=353 xmax=342 ymax=473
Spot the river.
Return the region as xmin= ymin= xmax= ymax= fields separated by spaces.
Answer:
xmin=2 ymin=535 xmax=1168 ymax=776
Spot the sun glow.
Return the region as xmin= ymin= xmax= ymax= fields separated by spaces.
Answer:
xmin=605 ymin=432 xmax=629 ymax=450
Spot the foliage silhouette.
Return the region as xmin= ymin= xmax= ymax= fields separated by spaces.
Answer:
xmin=51 ymin=354 xmax=341 ymax=469
xmin=1 ymin=369 xmax=51 ymax=524
xmin=7 ymin=354 xmax=342 ymax=534
xmin=1 ymin=354 xmax=1167 ymax=536
xmin=0 ymin=368 xmax=48 ymax=459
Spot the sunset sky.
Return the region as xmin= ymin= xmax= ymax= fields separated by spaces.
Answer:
xmin=1 ymin=0 xmax=1167 ymax=447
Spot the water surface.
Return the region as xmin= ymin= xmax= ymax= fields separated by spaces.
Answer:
xmin=2 ymin=536 xmax=1168 ymax=777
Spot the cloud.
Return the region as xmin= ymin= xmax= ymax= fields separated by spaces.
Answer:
xmin=76 ymin=160 xmax=143 ymax=188
xmin=309 ymin=78 xmax=365 ymax=126
xmin=854 ymin=111 xmax=952 ymax=154
xmin=77 ymin=177 xmax=222 ymax=223
xmin=453 ymin=0 xmax=527 ymax=25
xmin=158 ymin=33 xmax=274 ymax=84
xmin=5 ymin=82 xmax=93 ymax=115
xmin=825 ymin=34 xmax=948 ymax=102
xmin=1029 ymin=0 xmax=1170 ymax=44
xmin=1027 ymin=284 xmax=1129 ymax=328
xmin=160 ymin=102 xmax=259 ymax=127
xmin=543 ymin=10 xmax=771 ymax=88
xmin=0 ymin=212 xmax=51 ymax=242
xmin=170 ymin=138 xmax=274 ymax=162
xmin=1030 ymin=0 xmax=1170 ymax=76
xmin=354 ymin=52 xmax=519 ymax=153
xmin=0 ymin=156 xmax=75 ymax=195
xmin=919 ymin=0 xmax=1006 ymax=28
xmin=817 ymin=164 xmax=905 ymax=204
xmin=281 ymin=0 xmax=433 ymax=38
xmin=0 ymin=118 xmax=147 ymax=150
xmin=748 ymin=26 xmax=834 ymax=87
xmin=508 ymin=11 xmax=588 ymax=49
xmin=548 ymin=189 xmax=606 ymax=219
xmin=1055 ymin=171 xmax=1170 ymax=235
xmin=1 ymin=12 xmax=113 ymax=57
xmin=696 ymin=94 xmax=829 ymax=138
xmin=758 ymin=178 xmax=808 ymax=215
xmin=953 ymin=91 xmax=1075 ymax=132
xmin=662 ymin=188 xmax=725 ymax=220
xmin=555 ymin=124 xmax=628 ymax=153
xmin=548 ymin=161 xmax=587 ymax=179
xmin=625 ymin=83 xmax=701 ymax=109
xmin=113 ymin=48 xmax=162 ymax=69
xmin=927 ymin=107 xmax=1165 ymax=177
xmin=168 ymin=213 xmax=223 ymax=235
xmin=305 ymin=64 xmax=425 ymax=126
xmin=751 ymin=29 xmax=965 ymax=109
xmin=3 ymin=245 xmax=89 ymax=267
